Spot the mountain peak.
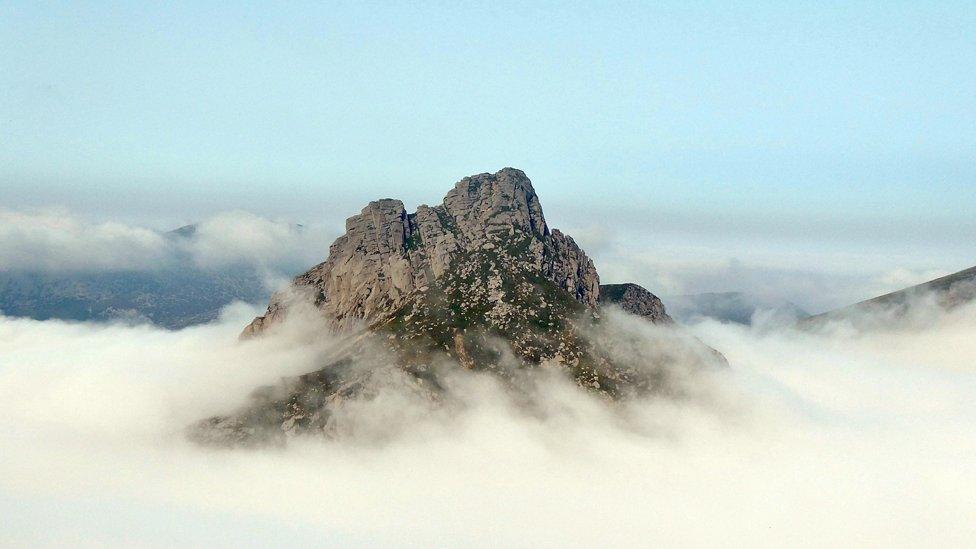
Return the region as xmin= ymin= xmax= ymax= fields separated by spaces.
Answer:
xmin=197 ymin=169 xmax=724 ymax=446
xmin=245 ymin=168 xmax=588 ymax=337
xmin=444 ymin=167 xmax=548 ymax=239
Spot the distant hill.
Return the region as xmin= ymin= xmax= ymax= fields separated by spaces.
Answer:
xmin=665 ymin=292 xmax=809 ymax=325
xmin=803 ymin=266 xmax=976 ymax=329
xmin=0 ymin=268 xmax=268 ymax=328
xmin=0 ymin=225 xmax=271 ymax=328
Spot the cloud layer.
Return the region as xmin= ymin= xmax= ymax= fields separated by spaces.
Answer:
xmin=1 ymin=297 xmax=974 ymax=547
xmin=566 ymin=220 xmax=968 ymax=314
xmin=3 ymin=207 xmax=967 ymax=316
xmin=0 ymin=208 xmax=334 ymax=276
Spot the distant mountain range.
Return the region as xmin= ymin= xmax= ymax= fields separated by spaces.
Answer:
xmin=665 ymin=292 xmax=809 ymax=325
xmin=0 ymin=226 xmax=272 ymax=328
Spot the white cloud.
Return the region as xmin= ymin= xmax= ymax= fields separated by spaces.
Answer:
xmin=0 ymin=208 xmax=170 ymax=272
xmin=874 ymin=267 xmax=950 ymax=292
xmin=3 ymin=208 xmax=968 ymax=317
xmin=0 ymin=208 xmax=335 ymax=276
xmin=557 ymin=217 xmax=973 ymax=315
xmin=185 ymin=211 xmax=331 ymax=272
xmin=1 ymin=296 xmax=975 ymax=546
xmin=592 ymin=244 xmax=970 ymax=314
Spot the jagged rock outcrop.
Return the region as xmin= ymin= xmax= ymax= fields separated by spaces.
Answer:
xmin=243 ymin=168 xmax=599 ymax=336
xmin=599 ymin=283 xmax=672 ymax=324
xmin=191 ymin=168 xmax=725 ymax=447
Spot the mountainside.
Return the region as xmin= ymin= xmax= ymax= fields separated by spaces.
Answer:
xmin=0 ymin=268 xmax=267 ymax=328
xmin=192 ymin=168 xmax=725 ymax=446
xmin=667 ymin=292 xmax=809 ymax=325
xmin=803 ymin=266 xmax=976 ymax=329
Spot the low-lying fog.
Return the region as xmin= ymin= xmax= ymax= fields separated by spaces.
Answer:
xmin=2 ymin=296 xmax=974 ymax=547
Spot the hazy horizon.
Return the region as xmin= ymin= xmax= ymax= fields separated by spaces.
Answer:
xmin=4 ymin=3 xmax=973 ymax=314
xmin=1 ymin=190 xmax=970 ymax=315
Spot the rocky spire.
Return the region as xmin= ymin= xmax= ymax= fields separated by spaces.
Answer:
xmin=441 ymin=168 xmax=548 ymax=239
xmin=243 ymin=168 xmax=600 ymax=336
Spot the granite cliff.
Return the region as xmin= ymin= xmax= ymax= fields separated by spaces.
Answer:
xmin=242 ymin=168 xmax=600 ymax=337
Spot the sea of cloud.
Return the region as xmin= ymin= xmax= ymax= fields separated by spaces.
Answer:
xmin=1 ymin=293 xmax=974 ymax=547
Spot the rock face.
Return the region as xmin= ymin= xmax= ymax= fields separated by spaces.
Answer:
xmin=0 ymin=223 xmax=274 ymax=329
xmin=243 ymin=168 xmax=599 ymax=337
xmin=191 ymin=168 xmax=725 ymax=447
xmin=599 ymin=283 xmax=672 ymax=324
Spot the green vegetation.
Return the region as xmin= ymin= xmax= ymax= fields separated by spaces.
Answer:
xmin=405 ymin=231 xmax=424 ymax=251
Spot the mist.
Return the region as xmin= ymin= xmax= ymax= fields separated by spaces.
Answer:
xmin=4 ymin=205 xmax=969 ymax=317
xmin=565 ymin=221 xmax=972 ymax=315
xmin=0 ymin=208 xmax=335 ymax=276
xmin=2 ymin=295 xmax=974 ymax=547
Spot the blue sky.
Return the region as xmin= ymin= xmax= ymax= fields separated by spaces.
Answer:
xmin=1 ymin=2 xmax=973 ymax=307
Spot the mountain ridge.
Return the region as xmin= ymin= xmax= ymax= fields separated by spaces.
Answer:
xmin=803 ymin=265 xmax=976 ymax=329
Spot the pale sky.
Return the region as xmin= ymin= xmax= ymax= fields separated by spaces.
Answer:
xmin=1 ymin=1 xmax=973 ymax=311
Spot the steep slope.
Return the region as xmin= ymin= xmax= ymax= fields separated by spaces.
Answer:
xmin=803 ymin=266 xmax=976 ymax=329
xmin=191 ymin=169 xmax=725 ymax=446
xmin=242 ymin=168 xmax=598 ymax=336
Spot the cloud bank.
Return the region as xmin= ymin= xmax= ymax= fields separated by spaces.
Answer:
xmin=1 ymin=296 xmax=974 ymax=547
xmin=0 ymin=208 xmax=335 ymax=276
xmin=3 ymin=207 xmax=966 ymax=316
xmin=0 ymin=209 xmax=170 ymax=272
xmin=566 ymin=220 xmax=966 ymax=314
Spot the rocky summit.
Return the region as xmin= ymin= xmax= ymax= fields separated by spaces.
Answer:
xmin=242 ymin=168 xmax=599 ymax=337
xmin=598 ymin=283 xmax=672 ymax=323
xmin=191 ymin=168 xmax=725 ymax=446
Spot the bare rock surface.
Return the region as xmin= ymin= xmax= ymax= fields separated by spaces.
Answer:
xmin=243 ymin=168 xmax=599 ymax=337
xmin=599 ymin=283 xmax=672 ymax=324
